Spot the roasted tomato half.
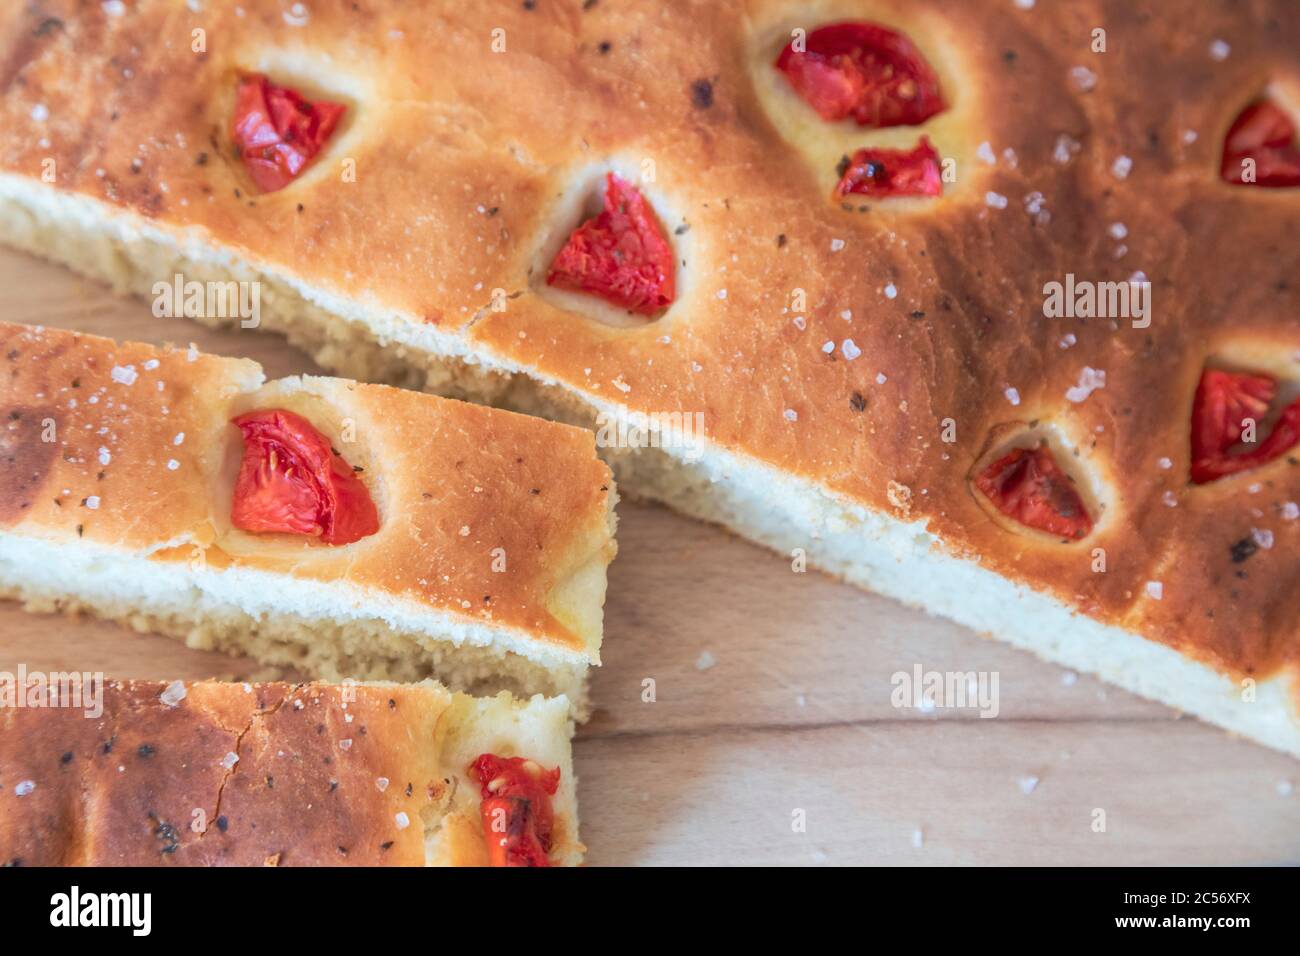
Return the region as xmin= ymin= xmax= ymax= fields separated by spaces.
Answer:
xmin=1190 ymin=368 xmax=1300 ymax=483
xmin=546 ymin=173 xmax=676 ymax=315
xmin=232 ymin=74 xmax=346 ymax=193
xmin=1220 ymin=100 xmax=1300 ymax=187
xmin=469 ymin=754 xmax=561 ymax=868
xmin=835 ymin=137 xmax=942 ymax=198
xmin=230 ymin=408 xmax=379 ymax=545
xmin=974 ymin=445 xmax=1093 ymax=540
xmin=775 ymin=21 xmax=945 ymax=128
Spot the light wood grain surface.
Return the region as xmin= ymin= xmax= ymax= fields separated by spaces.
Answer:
xmin=1 ymin=248 xmax=1296 ymax=865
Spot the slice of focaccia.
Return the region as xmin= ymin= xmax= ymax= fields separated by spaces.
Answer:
xmin=0 ymin=678 xmax=582 ymax=866
xmin=0 ymin=1 xmax=1296 ymax=757
xmin=0 ymin=323 xmax=617 ymax=716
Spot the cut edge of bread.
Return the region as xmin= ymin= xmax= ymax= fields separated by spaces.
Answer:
xmin=3 ymin=175 xmax=1296 ymax=757
xmin=435 ymin=686 xmax=583 ymax=867
xmin=0 ymin=532 xmax=593 ymax=718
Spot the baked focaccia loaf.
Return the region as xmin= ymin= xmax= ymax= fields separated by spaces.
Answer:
xmin=0 ymin=1 xmax=1296 ymax=754
xmin=0 ymin=323 xmax=616 ymax=715
xmin=0 ymin=679 xmax=582 ymax=866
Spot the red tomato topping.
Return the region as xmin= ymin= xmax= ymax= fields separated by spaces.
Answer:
xmin=974 ymin=446 xmax=1093 ymax=540
xmin=1190 ymin=368 xmax=1300 ymax=483
xmin=231 ymin=74 xmax=346 ymax=193
xmin=546 ymin=173 xmax=676 ymax=316
xmin=774 ymin=21 xmax=945 ymax=128
xmin=835 ymin=137 xmax=942 ymax=198
xmin=1220 ymin=100 xmax=1300 ymax=188
xmin=230 ymin=408 xmax=379 ymax=545
xmin=469 ymin=754 xmax=561 ymax=868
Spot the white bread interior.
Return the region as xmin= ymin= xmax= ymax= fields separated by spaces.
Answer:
xmin=0 ymin=533 xmax=591 ymax=715
xmin=2 ymin=175 xmax=1296 ymax=758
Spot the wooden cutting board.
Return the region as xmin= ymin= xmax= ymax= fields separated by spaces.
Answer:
xmin=1 ymin=247 xmax=1296 ymax=865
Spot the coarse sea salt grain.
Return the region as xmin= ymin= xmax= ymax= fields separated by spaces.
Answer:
xmin=695 ymin=650 xmax=717 ymax=671
xmin=1004 ymin=387 xmax=1021 ymax=406
xmin=220 ymin=752 xmax=240 ymax=770
xmin=110 ymin=365 xmax=138 ymax=386
xmin=1281 ymin=502 xmax=1299 ymax=521
xmin=977 ymin=141 xmax=997 ymax=164
xmin=1108 ymin=222 xmax=1128 ymax=240
xmin=822 ymin=340 xmax=835 ymax=354
xmin=841 ymin=339 xmax=861 ymax=360
xmin=1252 ymin=528 xmax=1275 ymax=550
xmin=1208 ymin=39 xmax=1230 ymax=61
xmin=783 ymin=409 xmax=798 ymax=422
xmin=1059 ymin=333 xmax=1077 ymax=349
xmin=15 ymin=780 xmax=35 ymax=796
xmin=1158 ymin=457 xmax=1172 ymax=470
xmin=1065 ymin=367 xmax=1106 ymax=403
xmin=985 ymin=191 xmax=1008 ymax=209
xmin=1019 ymin=776 xmax=1039 ymax=795
xmin=160 ymin=680 xmax=187 ymax=707
xmin=30 ymin=103 xmax=49 ymax=122
xmin=884 ymin=283 xmax=898 ymax=299
xmin=1145 ymin=581 xmax=1164 ymax=601
xmin=1053 ymin=134 xmax=1081 ymax=165
xmin=1111 ymin=155 xmax=1133 ymax=180
xmin=395 ymin=812 xmax=410 ymax=830
xmin=830 ymin=238 xmax=845 ymax=252
xmin=1069 ymin=65 xmax=1096 ymax=91
xmin=339 ymin=739 xmax=353 ymax=751
xmin=84 ymin=496 xmax=100 ymax=510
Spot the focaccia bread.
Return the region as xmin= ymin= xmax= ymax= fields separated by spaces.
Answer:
xmin=0 ymin=1 xmax=1295 ymax=754
xmin=0 ymin=323 xmax=617 ymax=716
xmin=0 ymin=679 xmax=582 ymax=866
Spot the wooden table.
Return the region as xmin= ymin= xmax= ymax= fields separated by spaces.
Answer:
xmin=2 ymin=248 xmax=1296 ymax=865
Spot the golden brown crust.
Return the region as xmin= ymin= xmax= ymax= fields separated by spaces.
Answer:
xmin=0 ymin=322 xmax=614 ymax=656
xmin=0 ymin=679 xmax=578 ymax=867
xmin=0 ymin=0 xmax=1294 ymax=679
xmin=0 ymin=680 xmax=444 ymax=866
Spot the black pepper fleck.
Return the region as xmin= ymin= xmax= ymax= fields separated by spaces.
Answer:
xmin=1230 ymin=536 xmax=1258 ymax=563
xmin=690 ymin=78 xmax=714 ymax=109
